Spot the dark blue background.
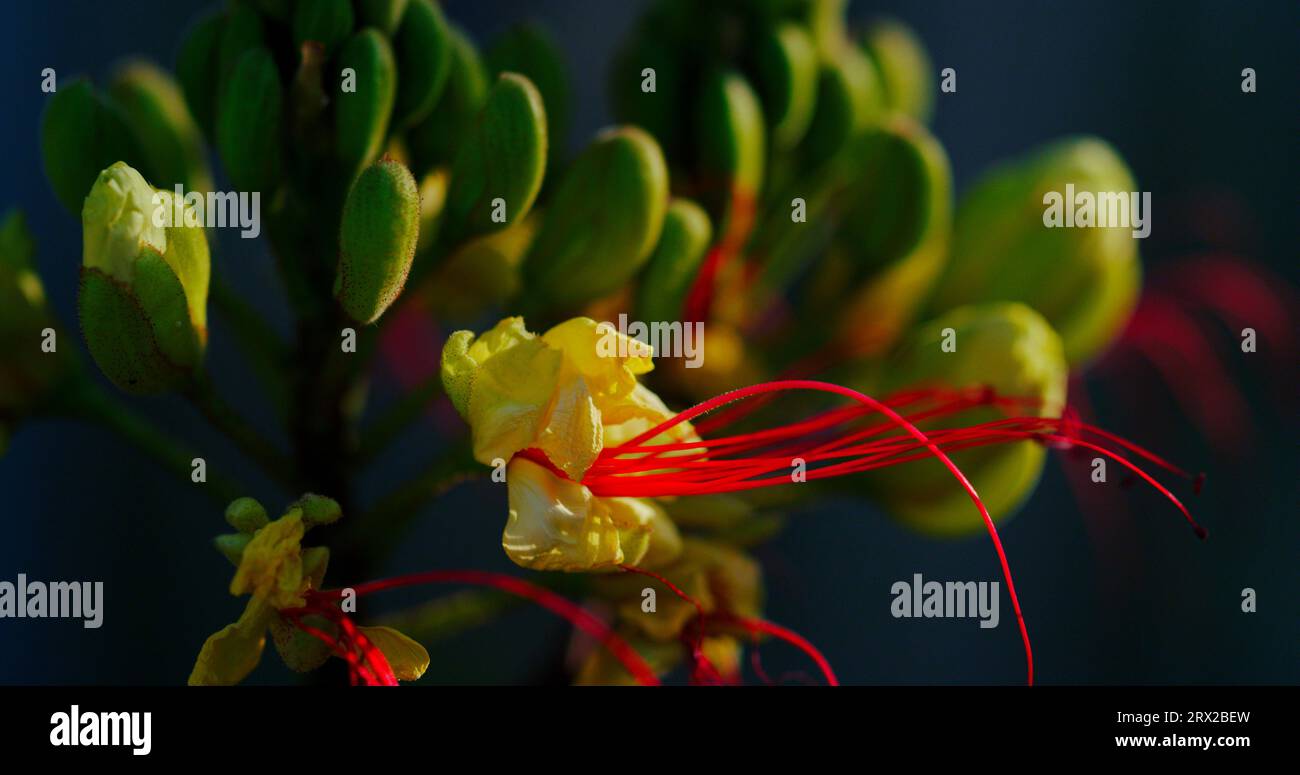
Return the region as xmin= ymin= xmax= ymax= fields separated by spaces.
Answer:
xmin=1 ymin=0 xmax=1296 ymax=684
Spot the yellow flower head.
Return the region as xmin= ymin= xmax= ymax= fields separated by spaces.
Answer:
xmin=442 ymin=316 xmax=693 ymax=572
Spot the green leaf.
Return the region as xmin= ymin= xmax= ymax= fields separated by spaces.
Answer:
xmin=217 ymin=48 xmax=282 ymax=193
xmin=445 ymin=73 xmax=547 ymax=241
xmin=635 ymin=198 xmax=713 ymax=324
xmin=39 ymin=80 xmax=141 ymax=216
xmin=486 ymin=22 xmax=571 ymax=172
xmin=335 ymin=29 xmax=398 ymax=175
xmin=392 ymin=0 xmax=452 ymax=130
xmin=334 ymin=158 xmax=420 ymax=324
xmin=521 ymin=127 xmax=668 ymax=309
xmin=292 ymin=0 xmax=355 ymax=57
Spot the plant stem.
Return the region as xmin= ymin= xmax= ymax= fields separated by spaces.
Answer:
xmin=185 ymin=374 xmax=296 ymax=489
xmin=355 ymin=372 xmax=444 ymax=465
xmin=61 ymin=380 xmax=244 ymax=505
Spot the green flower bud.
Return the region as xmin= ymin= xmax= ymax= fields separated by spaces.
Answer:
xmin=218 ymin=2 xmax=266 ymax=80
xmin=861 ymin=18 xmax=935 ymax=123
xmin=0 ymin=211 xmax=64 ymax=442
xmin=696 ymin=69 xmax=766 ymax=229
xmin=857 ymin=302 xmax=1067 ymax=535
xmin=270 ymin=613 xmax=333 ymax=672
xmin=407 ymin=24 xmax=488 ymax=173
xmin=250 ymin=0 xmax=292 ymax=22
xmin=109 ymin=61 xmax=213 ymax=192
xmin=40 ymin=79 xmax=142 ymax=216
xmin=799 ymin=48 xmax=885 ymax=169
xmin=217 ymin=48 xmax=283 ymax=194
xmin=486 ymin=22 xmax=571 ymax=172
xmin=428 ymin=215 xmax=538 ymax=320
xmin=827 ymin=117 xmax=952 ymax=356
xmin=521 ymin=127 xmax=668 ymax=309
xmin=336 ymin=29 xmax=398 ymax=174
xmin=635 ymin=198 xmax=713 ymax=324
xmin=927 ymin=137 xmax=1143 ymax=365
xmin=753 ymin=23 xmax=818 ymax=150
xmin=175 ymin=11 xmax=224 ymax=135
xmin=79 ymin=162 xmax=210 ymax=394
xmin=392 ymin=0 xmax=452 ymax=131
xmin=292 ymin=0 xmax=355 ymax=58
xmin=445 ymin=73 xmax=547 ymax=241
xmin=224 ymin=496 xmax=269 ymax=534
xmin=356 ymin=0 xmax=409 ymax=36
xmin=334 ymin=158 xmax=420 ymax=324
xmin=296 ymin=493 xmax=343 ymax=528
xmin=214 ymin=533 xmax=252 ymax=566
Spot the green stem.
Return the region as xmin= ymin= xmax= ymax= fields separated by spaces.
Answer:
xmin=185 ymin=374 xmax=297 ymax=489
xmin=210 ymin=273 xmax=290 ymax=417
xmin=61 ymin=380 xmax=244 ymax=505
xmin=355 ymin=371 xmax=443 ymax=465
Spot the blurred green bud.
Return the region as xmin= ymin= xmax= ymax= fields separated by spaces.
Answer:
xmin=251 ymin=0 xmax=292 ymax=21
xmin=928 ymin=137 xmax=1143 ymax=365
xmin=270 ymin=613 xmax=333 ymax=672
xmin=214 ymin=533 xmax=253 ymax=566
xmin=79 ymin=162 xmax=210 ymax=393
xmin=428 ymin=215 xmax=538 ymax=320
xmin=859 ymin=302 xmax=1067 ymax=535
xmin=0 ymin=211 xmax=64 ymax=441
xmin=521 ymin=127 xmax=668 ymax=309
xmin=391 ymin=0 xmax=452 ymax=131
xmin=356 ymin=0 xmax=409 ymax=36
xmin=224 ymin=496 xmax=269 ymax=534
xmin=415 ymin=168 xmax=449 ymax=253
xmin=218 ymin=2 xmax=266 ymax=80
xmin=635 ymin=198 xmax=713 ymax=324
xmin=109 ymin=61 xmax=212 ymax=192
xmin=40 ymin=79 xmax=141 ymax=216
xmin=217 ymin=48 xmax=283 ymax=194
xmin=806 ymin=0 xmax=852 ymax=60
xmin=753 ymin=23 xmax=818 ymax=150
xmin=486 ymin=22 xmax=572 ymax=172
xmin=334 ymin=158 xmax=420 ymax=324
xmin=407 ymin=24 xmax=488 ymax=173
xmin=828 ymin=117 xmax=952 ymax=357
xmin=861 ymin=18 xmax=935 ymax=123
xmin=696 ymin=69 xmax=766 ymax=228
xmin=296 ymin=493 xmax=343 ymax=528
xmin=445 ymin=73 xmax=547 ymax=241
xmin=175 ymin=11 xmax=224 ymax=135
xmin=292 ymin=0 xmax=355 ymax=57
xmin=799 ymin=48 xmax=885 ymax=169
xmin=336 ymin=29 xmax=398 ymax=174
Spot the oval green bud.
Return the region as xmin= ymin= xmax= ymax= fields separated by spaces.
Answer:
xmin=296 ymin=493 xmax=343 ymax=528
xmin=175 ymin=11 xmax=224 ymax=135
xmin=336 ymin=29 xmax=398 ymax=174
xmin=696 ymin=69 xmax=766 ymax=227
xmin=799 ymin=49 xmax=885 ymax=169
xmin=927 ymin=137 xmax=1143 ymax=365
xmin=0 ymin=211 xmax=64 ymax=436
xmin=521 ymin=127 xmax=669 ymax=309
xmin=218 ymin=2 xmax=266 ymax=80
xmin=79 ymin=163 xmax=210 ymax=393
xmin=861 ymin=18 xmax=935 ymax=123
xmin=40 ymin=79 xmax=142 ymax=216
xmin=356 ymin=0 xmax=409 ymax=36
xmin=334 ymin=158 xmax=420 ymax=324
xmin=486 ymin=23 xmax=571 ymax=172
xmin=109 ymin=61 xmax=213 ymax=192
xmin=224 ymin=496 xmax=269 ymax=534
xmin=392 ymin=0 xmax=452 ymax=130
xmin=445 ymin=73 xmax=547 ymax=241
xmin=292 ymin=0 xmax=355 ymax=57
xmin=407 ymin=24 xmax=488 ymax=173
xmin=635 ymin=198 xmax=713 ymax=324
xmin=753 ymin=23 xmax=818 ymax=150
xmin=214 ymin=533 xmax=252 ymax=566
xmin=857 ymin=302 xmax=1067 ymax=535
xmin=217 ymin=48 xmax=283 ymax=194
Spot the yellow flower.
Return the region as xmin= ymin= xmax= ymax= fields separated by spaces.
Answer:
xmin=442 ymin=316 xmax=692 ymax=572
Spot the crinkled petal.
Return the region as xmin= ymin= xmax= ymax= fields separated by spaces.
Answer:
xmin=230 ymin=512 xmax=306 ymax=609
xmin=187 ymin=600 xmax=271 ymax=686
xmin=503 ymin=458 xmax=623 ymax=571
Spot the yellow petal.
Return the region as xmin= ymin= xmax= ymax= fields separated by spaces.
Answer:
xmin=534 ymin=369 xmax=603 ymax=480
xmin=466 ymin=334 xmax=563 ymax=466
xmin=441 ymin=317 xmax=537 ymax=418
xmin=358 ymin=626 xmax=430 ymax=682
xmin=502 ymin=457 xmax=623 ymax=571
xmin=604 ymin=497 xmax=682 ymax=569
xmin=187 ymin=600 xmax=271 ymax=686
xmin=230 ymin=512 xmax=306 ymax=609
xmin=542 ymin=317 xmax=653 ymax=409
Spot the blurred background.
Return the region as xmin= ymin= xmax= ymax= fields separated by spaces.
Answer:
xmin=0 ymin=0 xmax=1295 ymax=684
